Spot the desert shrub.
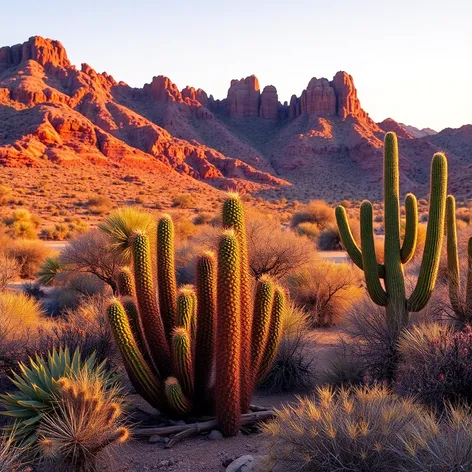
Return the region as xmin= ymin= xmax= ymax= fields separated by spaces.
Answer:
xmin=396 ymin=323 xmax=472 ymax=411
xmin=286 ymin=260 xmax=362 ymax=327
xmin=0 ymin=348 xmax=117 ymax=447
xmin=37 ymin=371 xmax=129 ymax=471
xmin=402 ymin=405 xmax=472 ymax=471
xmin=246 ymin=215 xmax=314 ymax=280
xmin=86 ymin=195 xmax=113 ymax=215
xmin=325 ymin=339 xmax=365 ymax=387
xmin=317 ymin=224 xmax=343 ymax=250
xmin=6 ymin=239 xmax=51 ymax=278
xmin=172 ymin=215 xmax=199 ymax=241
xmin=40 ymin=230 xmax=122 ymax=294
xmin=0 ymin=185 xmax=12 ymax=206
xmin=2 ymin=209 xmax=40 ymax=239
xmin=294 ymin=222 xmax=320 ymax=241
xmin=40 ymin=219 xmax=89 ymax=240
xmin=261 ymin=385 xmax=436 ymax=472
xmin=0 ymin=253 xmax=19 ymax=289
xmin=42 ymin=288 xmax=82 ymax=317
xmin=259 ymin=302 xmax=315 ymax=393
xmin=290 ymin=200 xmax=335 ymax=230
xmin=171 ymin=193 xmax=195 ymax=208
xmin=341 ymin=300 xmax=401 ymax=383
xmin=456 ymin=207 xmax=470 ymax=225
xmin=192 ymin=212 xmax=213 ymax=225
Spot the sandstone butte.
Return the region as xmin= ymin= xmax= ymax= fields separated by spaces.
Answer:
xmin=1 ymin=36 xmax=471 ymax=200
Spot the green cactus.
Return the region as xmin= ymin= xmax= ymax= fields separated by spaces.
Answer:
xmin=172 ymin=327 xmax=194 ymax=397
xmin=222 ymin=193 xmax=253 ymax=414
xmin=251 ymin=276 xmax=275 ymax=379
xmin=103 ymin=196 xmax=285 ymax=437
xmin=215 ymin=229 xmax=242 ymax=437
xmin=157 ymin=214 xmax=178 ymax=340
xmin=194 ymin=251 xmax=216 ymax=405
xmin=336 ymin=132 xmax=447 ymax=333
xmin=446 ymin=195 xmax=472 ymax=322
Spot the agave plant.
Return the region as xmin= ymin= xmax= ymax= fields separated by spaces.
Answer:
xmin=0 ymin=347 xmax=116 ymax=445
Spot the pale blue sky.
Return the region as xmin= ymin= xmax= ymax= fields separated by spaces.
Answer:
xmin=1 ymin=0 xmax=470 ymax=131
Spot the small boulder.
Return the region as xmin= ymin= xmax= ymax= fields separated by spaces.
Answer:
xmin=226 ymin=455 xmax=255 ymax=472
xmin=208 ymin=429 xmax=223 ymax=440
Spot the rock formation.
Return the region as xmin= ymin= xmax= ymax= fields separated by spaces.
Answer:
xmin=226 ymin=75 xmax=260 ymax=118
xmin=259 ymin=85 xmax=278 ymax=119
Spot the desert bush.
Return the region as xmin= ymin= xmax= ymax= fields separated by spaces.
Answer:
xmin=40 ymin=219 xmax=89 ymax=241
xmin=286 ymin=260 xmax=362 ymax=327
xmin=295 ymin=222 xmax=320 ymax=241
xmin=2 ymin=209 xmax=40 ymax=239
xmin=6 ymin=239 xmax=51 ymax=279
xmin=0 ymin=292 xmax=48 ymax=370
xmin=325 ymin=339 xmax=365 ymax=387
xmin=396 ymin=323 xmax=472 ymax=411
xmin=290 ymin=200 xmax=335 ymax=230
xmin=171 ymin=193 xmax=195 ymax=208
xmin=402 ymin=404 xmax=472 ymax=471
xmin=259 ymin=302 xmax=315 ymax=393
xmin=86 ymin=195 xmax=114 ymax=215
xmin=37 ymin=371 xmax=128 ymax=471
xmin=0 ymin=429 xmax=23 ymax=471
xmin=0 ymin=253 xmax=19 ymax=289
xmin=246 ymin=215 xmax=314 ymax=280
xmin=0 ymin=185 xmax=12 ymax=206
xmin=261 ymin=385 xmax=436 ymax=472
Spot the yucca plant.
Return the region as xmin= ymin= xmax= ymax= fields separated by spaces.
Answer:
xmin=0 ymin=347 xmax=116 ymax=445
xmin=104 ymin=195 xmax=286 ymax=436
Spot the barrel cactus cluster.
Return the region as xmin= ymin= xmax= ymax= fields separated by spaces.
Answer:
xmin=105 ymin=194 xmax=285 ymax=436
xmin=336 ymin=132 xmax=448 ymax=333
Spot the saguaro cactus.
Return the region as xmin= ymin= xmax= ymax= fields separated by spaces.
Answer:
xmin=336 ymin=132 xmax=448 ymax=333
xmin=104 ymin=196 xmax=285 ymax=437
xmin=446 ymin=195 xmax=472 ymax=322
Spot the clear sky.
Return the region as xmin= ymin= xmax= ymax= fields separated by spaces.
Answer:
xmin=1 ymin=0 xmax=470 ymax=131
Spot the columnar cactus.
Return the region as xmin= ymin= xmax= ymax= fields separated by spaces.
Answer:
xmin=336 ymin=132 xmax=448 ymax=333
xmin=446 ymin=195 xmax=472 ymax=322
xmin=104 ymin=196 xmax=285 ymax=437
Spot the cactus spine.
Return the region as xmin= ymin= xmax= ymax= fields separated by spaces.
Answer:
xmin=446 ymin=195 xmax=472 ymax=321
xmin=157 ymin=214 xmax=178 ymax=339
xmin=104 ymin=195 xmax=284 ymax=437
xmin=216 ymin=230 xmax=242 ymax=437
xmin=336 ymin=132 xmax=448 ymax=333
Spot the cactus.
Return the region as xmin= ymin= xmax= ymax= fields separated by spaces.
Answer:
xmin=446 ymin=195 xmax=472 ymax=322
xmin=336 ymin=132 xmax=447 ymax=334
xmin=117 ymin=267 xmax=135 ymax=297
xmin=104 ymin=195 xmax=285 ymax=437
xmin=222 ymin=193 xmax=253 ymax=414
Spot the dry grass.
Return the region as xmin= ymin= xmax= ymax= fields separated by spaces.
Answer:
xmin=5 ymin=239 xmax=52 ymax=278
xmin=261 ymin=385 xmax=437 ymax=472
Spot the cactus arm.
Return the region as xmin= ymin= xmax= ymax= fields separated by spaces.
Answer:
xmin=194 ymin=252 xmax=217 ymax=405
xmin=132 ymin=232 xmax=171 ymax=377
xmin=107 ymin=300 xmax=165 ymax=409
xmin=164 ymin=377 xmax=192 ymax=415
xmin=157 ymin=215 xmax=178 ymax=340
xmin=257 ymin=287 xmax=285 ymax=383
xmin=176 ymin=288 xmax=194 ymax=332
xmin=360 ymin=201 xmax=388 ymax=306
xmin=446 ymin=195 xmax=463 ymax=316
xmin=215 ymin=230 xmax=241 ymax=437
xmin=172 ymin=328 xmax=194 ymax=397
xmin=336 ymin=205 xmax=385 ymax=278
xmin=407 ymin=153 xmax=448 ymax=312
xmin=222 ymin=193 xmax=252 ymax=414
xmin=400 ymin=194 xmax=418 ymax=264
xmin=117 ymin=267 xmax=135 ymax=298
xmin=251 ymin=277 xmax=275 ymax=377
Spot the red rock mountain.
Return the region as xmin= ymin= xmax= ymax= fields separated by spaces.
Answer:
xmin=1 ymin=36 xmax=470 ymax=200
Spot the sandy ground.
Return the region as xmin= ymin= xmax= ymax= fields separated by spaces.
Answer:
xmin=105 ymin=327 xmax=346 ymax=472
